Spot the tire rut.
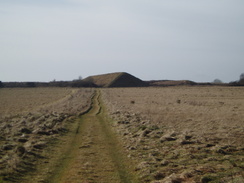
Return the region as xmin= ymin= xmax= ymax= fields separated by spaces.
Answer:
xmin=45 ymin=90 xmax=137 ymax=183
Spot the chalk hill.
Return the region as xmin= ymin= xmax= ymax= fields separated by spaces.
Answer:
xmin=83 ymin=72 xmax=148 ymax=87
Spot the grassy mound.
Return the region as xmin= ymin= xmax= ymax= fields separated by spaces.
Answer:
xmin=83 ymin=72 xmax=148 ymax=87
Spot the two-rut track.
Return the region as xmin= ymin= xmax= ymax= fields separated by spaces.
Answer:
xmin=23 ymin=90 xmax=137 ymax=183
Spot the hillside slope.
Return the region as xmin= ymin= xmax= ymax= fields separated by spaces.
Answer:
xmin=83 ymin=72 xmax=148 ymax=87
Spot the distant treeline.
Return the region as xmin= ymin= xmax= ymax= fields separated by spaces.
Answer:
xmin=1 ymin=76 xmax=244 ymax=88
xmin=229 ymin=80 xmax=244 ymax=86
xmin=230 ymin=73 xmax=244 ymax=86
xmin=0 ymin=80 xmax=97 ymax=88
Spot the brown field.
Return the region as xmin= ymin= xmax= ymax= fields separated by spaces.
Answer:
xmin=0 ymin=88 xmax=94 ymax=182
xmin=0 ymin=86 xmax=244 ymax=183
xmin=0 ymin=88 xmax=93 ymax=117
xmin=101 ymin=86 xmax=244 ymax=182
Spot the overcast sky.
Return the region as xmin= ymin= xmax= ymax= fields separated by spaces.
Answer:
xmin=1 ymin=0 xmax=244 ymax=82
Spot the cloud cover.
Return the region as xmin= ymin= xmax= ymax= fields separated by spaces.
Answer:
xmin=1 ymin=0 xmax=244 ymax=82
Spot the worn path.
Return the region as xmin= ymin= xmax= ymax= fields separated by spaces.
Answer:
xmin=24 ymin=90 xmax=137 ymax=183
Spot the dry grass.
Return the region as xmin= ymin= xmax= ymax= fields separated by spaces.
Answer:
xmin=9 ymin=90 xmax=138 ymax=183
xmin=0 ymin=88 xmax=72 ymax=117
xmin=1 ymin=86 xmax=243 ymax=182
xmin=0 ymin=87 xmax=94 ymax=182
xmin=0 ymin=88 xmax=94 ymax=118
xmin=101 ymin=86 xmax=244 ymax=182
xmin=102 ymin=86 xmax=244 ymax=146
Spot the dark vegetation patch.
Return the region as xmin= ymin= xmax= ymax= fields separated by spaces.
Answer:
xmin=2 ymin=80 xmax=96 ymax=88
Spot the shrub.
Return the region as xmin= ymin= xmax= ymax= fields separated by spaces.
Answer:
xmin=213 ymin=79 xmax=223 ymax=84
xmin=239 ymin=73 xmax=244 ymax=85
xmin=71 ymin=80 xmax=97 ymax=87
xmin=26 ymin=82 xmax=36 ymax=87
xmin=240 ymin=73 xmax=244 ymax=80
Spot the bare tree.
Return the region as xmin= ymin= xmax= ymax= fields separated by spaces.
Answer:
xmin=240 ymin=73 xmax=244 ymax=81
xmin=213 ymin=79 xmax=223 ymax=84
xmin=239 ymin=73 xmax=244 ymax=84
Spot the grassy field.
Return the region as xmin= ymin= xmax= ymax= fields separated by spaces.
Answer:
xmin=101 ymin=86 xmax=244 ymax=182
xmin=0 ymin=88 xmax=94 ymax=118
xmin=0 ymin=88 xmax=94 ymax=182
xmin=0 ymin=86 xmax=244 ymax=182
xmin=0 ymin=88 xmax=71 ymax=117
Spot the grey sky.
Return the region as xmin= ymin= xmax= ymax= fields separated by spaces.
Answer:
xmin=1 ymin=0 xmax=244 ymax=82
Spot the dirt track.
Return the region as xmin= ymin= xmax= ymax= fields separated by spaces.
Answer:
xmin=20 ymin=90 xmax=137 ymax=183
